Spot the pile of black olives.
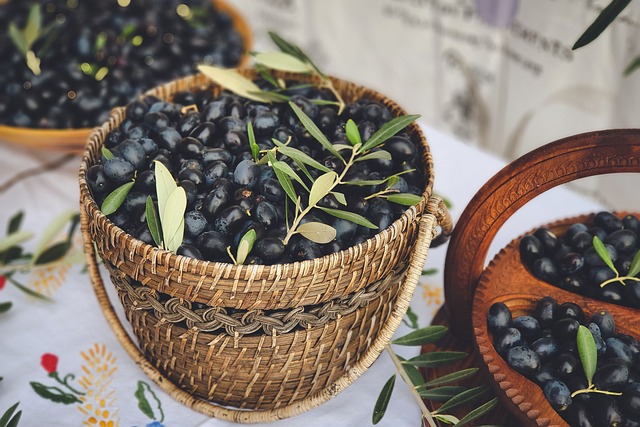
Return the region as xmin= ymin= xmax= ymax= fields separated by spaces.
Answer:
xmin=520 ymin=211 xmax=640 ymax=309
xmin=0 ymin=0 xmax=244 ymax=129
xmin=488 ymin=298 xmax=640 ymax=426
xmin=86 ymin=83 xmax=425 ymax=265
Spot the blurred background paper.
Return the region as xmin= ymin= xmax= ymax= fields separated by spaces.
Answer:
xmin=229 ymin=0 xmax=640 ymax=209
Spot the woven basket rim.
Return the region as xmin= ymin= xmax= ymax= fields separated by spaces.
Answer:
xmin=79 ymin=71 xmax=435 ymax=282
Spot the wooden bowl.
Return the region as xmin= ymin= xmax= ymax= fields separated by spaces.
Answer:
xmin=0 ymin=0 xmax=251 ymax=153
xmin=443 ymin=129 xmax=640 ymax=426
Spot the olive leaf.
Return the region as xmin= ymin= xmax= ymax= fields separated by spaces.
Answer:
xmin=372 ymin=374 xmax=396 ymax=425
xmin=402 ymin=306 xmax=420 ymax=329
xmin=573 ymin=0 xmax=631 ymax=50
xmin=359 ymin=114 xmax=421 ymax=153
xmin=197 ymin=64 xmax=271 ymax=103
xmin=454 ymin=398 xmax=498 ymax=427
xmin=161 ymin=186 xmax=186 ymax=253
xmin=268 ymin=31 xmax=320 ymax=75
xmin=7 ymin=211 xmax=24 ymax=234
xmin=318 ymin=207 xmax=378 ymax=229
xmin=331 ymin=192 xmax=347 ymax=206
xmin=0 ymin=231 xmax=34 ymax=254
xmin=418 ymin=386 xmax=468 ymax=402
xmin=288 ymin=102 xmax=343 ymax=160
xmin=433 ymin=385 xmax=490 ymax=415
xmin=593 ymin=236 xmax=618 ymax=274
xmin=434 ymin=414 xmax=460 ymax=425
xmin=252 ymin=51 xmax=312 ymax=74
xmin=628 ymin=249 xmax=640 ymax=277
xmin=273 ymin=142 xmax=331 ymax=173
xmin=8 ymin=23 xmax=27 ymax=55
xmin=33 ymin=210 xmax=76 ymax=260
xmin=395 ymin=355 xmax=425 ymax=387
xmin=406 ymin=351 xmax=468 ymax=368
xmin=345 ymin=119 xmax=361 ymax=146
xmin=271 ymin=161 xmax=308 ymax=189
xmin=0 ymin=402 xmax=21 ymax=427
xmin=421 ymin=368 xmax=479 ymax=388
xmin=297 ymin=222 xmax=336 ymax=244
xmin=0 ymin=302 xmax=12 ymax=314
xmin=154 ymin=160 xmax=177 ymax=222
xmin=355 ymin=150 xmax=392 ymax=162
xmin=145 ymin=196 xmax=162 ymax=247
xmin=8 ymin=4 xmax=43 ymax=75
xmin=577 ymin=325 xmax=597 ymax=387
xmin=247 ymin=121 xmax=260 ymax=162
xmin=332 ymin=143 xmax=354 ymax=152
xmin=271 ymin=161 xmax=298 ymax=203
xmin=236 ymin=229 xmax=256 ymax=265
xmin=384 ymin=193 xmax=422 ymax=206
xmin=255 ymin=63 xmax=279 ymax=87
xmin=101 ymin=181 xmax=134 ymax=216
xmin=624 ymin=55 xmax=640 ymax=76
xmin=101 ymin=147 xmax=114 ymax=160
xmin=308 ymin=171 xmax=337 ymax=207
xmin=23 ymin=4 xmax=42 ymax=48
xmin=392 ymin=325 xmax=447 ymax=346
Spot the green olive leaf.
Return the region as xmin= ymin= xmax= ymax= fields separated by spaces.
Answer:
xmin=236 ymin=229 xmax=256 ymax=265
xmin=24 ymin=4 xmax=42 ymax=48
xmin=396 ymin=355 xmax=425 ymax=387
xmin=161 ymin=186 xmax=186 ymax=253
xmin=272 ymin=161 xmax=298 ymax=204
xmin=418 ymin=386 xmax=468 ymax=402
xmin=387 ymin=175 xmax=399 ymax=189
xmin=355 ymin=150 xmax=392 ymax=162
xmin=392 ymin=325 xmax=447 ymax=346
xmin=624 ymin=55 xmax=640 ymax=76
xmin=273 ymin=142 xmax=331 ymax=173
xmin=573 ymin=0 xmax=631 ymax=50
xmin=331 ymin=191 xmax=347 ymax=206
xmin=253 ymin=51 xmax=312 ymax=73
xmin=0 ymin=231 xmax=34 ymax=254
xmin=345 ymin=119 xmax=361 ymax=146
xmin=421 ymin=368 xmax=479 ymax=388
xmin=628 ymin=249 xmax=640 ymax=277
xmin=318 ymin=207 xmax=378 ymax=229
xmin=577 ymin=325 xmax=597 ymax=386
xmin=454 ymin=398 xmax=498 ymax=427
xmin=297 ymin=222 xmax=336 ymax=244
xmin=372 ymin=374 xmax=395 ymax=425
xmin=433 ymin=385 xmax=490 ymax=415
xmin=383 ymin=193 xmax=423 ymax=206
xmin=197 ymin=64 xmax=271 ymax=103
xmin=434 ymin=414 xmax=460 ymax=425
xmin=0 ymin=302 xmax=12 ymax=313
xmin=101 ymin=181 xmax=134 ymax=216
xmin=154 ymin=160 xmax=177 ymax=222
xmin=406 ymin=351 xmax=468 ymax=368
xmin=332 ymin=144 xmax=354 ymax=152
xmin=308 ymin=172 xmax=337 ymax=207
xmin=288 ymin=102 xmax=344 ymax=161
xmin=343 ymin=178 xmax=388 ymax=186
xmin=145 ymin=196 xmax=162 ymax=247
xmin=268 ymin=31 xmax=322 ymax=76
xmin=32 ymin=209 xmax=76 ymax=260
xmin=402 ymin=305 xmax=420 ymax=329
xmin=255 ymin=63 xmax=279 ymax=87
xmin=247 ymin=121 xmax=260 ymax=162
xmin=8 ymin=23 xmax=28 ymax=55
xmin=592 ymin=235 xmax=618 ymax=275
xmin=101 ymin=147 xmax=114 ymax=160
xmin=271 ymin=161 xmax=308 ymax=190
xmin=359 ymin=114 xmax=421 ymax=153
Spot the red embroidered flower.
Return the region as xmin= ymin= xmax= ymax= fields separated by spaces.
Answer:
xmin=41 ymin=353 xmax=59 ymax=374
xmin=0 ymin=276 xmax=5 ymax=291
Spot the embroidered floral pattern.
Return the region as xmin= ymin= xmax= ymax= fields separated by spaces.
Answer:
xmin=77 ymin=343 xmax=119 ymax=427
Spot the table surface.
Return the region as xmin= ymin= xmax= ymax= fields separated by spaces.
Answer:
xmin=0 ymin=125 xmax=603 ymax=427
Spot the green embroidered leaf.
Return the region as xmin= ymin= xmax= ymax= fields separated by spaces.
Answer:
xmin=573 ymin=0 xmax=632 ymax=50
xmin=421 ymin=368 xmax=479 ymax=388
xmin=32 ymin=209 xmax=76 ymax=261
xmin=406 ymin=351 xmax=468 ymax=367
xmin=455 ymin=398 xmax=498 ymax=427
xmin=396 ymin=355 xmax=425 ymax=387
xmin=247 ymin=121 xmax=260 ymax=162
xmin=360 ymin=114 xmax=420 ymax=153
xmin=33 ymin=241 xmax=71 ymax=265
xmin=297 ymin=222 xmax=336 ymax=244
xmin=422 ymin=268 xmax=438 ymax=276
xmin=24 ymin=4 xmax=42 ymax=48
xmin=253 ymin=51 xmax=312 ymax=73
xmin=384 ymin=193 xmax=423 ymax=206
xmin=274 ymin=143 xmax=331 ymax=173
xmin=418 ymin=386 xmax=468 ymax=402
xmin=8 ymin=23 xmax=27 ymax=55
xmin=161 ymin=186 xmax=186 ymax=253
xmin=101 ymin=147 xmax=114 ymax=160
xmin=624 ymin=55 xmax=640 ymax=76
xmin=434 ymin=385 xmax=490 ymax=415
xmin=7 ymin=211 xmax=24 ymax=234
xmin=372 ymin=374 xmax=395 ymax=425
xmin=628 ymin=249 xmax=640 ymax=277
xmin=318 ymin=207 xmax=378 ymax=229
xmin=331 ymin=192 xmax=347 ymax=206
xmin=289 ymin=102 xmax=343 ymax=160
xmin=30 ymin=382 xmax=81 ymax=404
xmin=434 ymin=414 xmax=460 ymax=425
xmin=0 ymin=302 xmax=12 ymax=313
xmin=0 ymin=402 xmax=21 ymax=427
xmin=236 ymin=229 xmax=256 ymax=265
xmin=355 ymin=150 xmax=392 ymax=162
xmin=0 ymin=231 xmax=34 ymax=253
xmin=593 ymin=236 xmax=618 ymax=274
xmin=134 ymin=381 xmax=155 ymax=420
xmin=345 ymin=119 xmax=361 ymax=146
xmin=272 ymin=161 xmax=307 ymax=188
xmin=577 ymin=325 xmax=597 ymax=386
xmin=6 ymin=276 xmax=51 ymax=301
xmin=308 ymin=171 xmax=337 ymax=207
xmin=145 ymin=196 xmax=162 ymax=247
xmin=402 ymin=306 xmax=419 ymax=329
xmin=101 ymin=181 xmax=134 ymax=216
xmin=154 ymin=160 xmax=177 ymax=223
xmin=197 ymin=64 xmax=271 ymax=103
xmin=392 ymin=325 xmax=447 ymax=346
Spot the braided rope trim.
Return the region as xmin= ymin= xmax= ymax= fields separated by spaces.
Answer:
xmin=106 ymin=261 xmax=408 ymax=337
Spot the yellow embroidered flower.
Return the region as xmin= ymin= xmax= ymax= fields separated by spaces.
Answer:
xmin=76 ymin=344 xmax=119 ymax=427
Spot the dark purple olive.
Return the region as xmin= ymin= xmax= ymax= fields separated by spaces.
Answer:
xmin=253 ymin=237 xmax=285 ymax=262
xmin=606 ymin=229 xmax=638 ymax=254
xmin=177 ymin=244 xmax=204 ymax=260
xmin=553 ymin=352 xmax=579 ymax=379
xmin=557 ymin=302 xmax=585 ymax=323
xmin=535 ymin=296 xmax=558 ymax=328
xmin=104 ymin=157 xmax=135 ymax=184
xmin=507 ymin=346 xmax=541 ymax=375
xmin=534 ymin=228 xmax=560 ymax=253
xmin=552 ymin=318 xmax=580 ymax=341
xmin=591 ymin=310 xmax=616 ymax=339
xmin=532 ymin=258 xmax=560 ymax=284
xmin=531 ymin=337 xmax=560 ymax=363
xmin=594 ymin=211 xmax=623 ymax=232
xmin=190 ymin=122 xmax=217 ymax=146
xmin=512 ymin=315 xmax=541 ymax=342
xmin=196 ymin=231 xmax=228 ymax=261
xmin=213 ymin=205 xmax=247 ymax=235
xmin=543 ymin=379 xmax=572 ymax=412
xmin=594 ymin=364 xmax=630 ymax=392
xmin=520 ymin=235 xmax=544 ymax=264
xmin=493 ymin=327 xmax=524 ymax=356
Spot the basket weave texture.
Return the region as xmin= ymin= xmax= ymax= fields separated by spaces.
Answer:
xmin=79 ymin=71 xmax=448 ymax=420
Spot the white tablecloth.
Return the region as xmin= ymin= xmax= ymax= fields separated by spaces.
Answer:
xmin=0 ymin=125 xmax=603 ymax=427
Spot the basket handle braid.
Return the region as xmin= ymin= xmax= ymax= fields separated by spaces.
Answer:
xmin=80 ymin=193 xmax=445 ymax=421
xmin=426 ymin=196 xmax=453 ymax=248
xmin=443 ymin=129 xmax=640 ymax=338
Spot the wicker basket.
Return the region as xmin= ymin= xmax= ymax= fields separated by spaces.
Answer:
xmin=441 ymin=129 xmax=640 ymax=426
xmin=0 ymin=0 xmax=251 ymax=153
xmin=79 ymin=71 xmax=452 ymax=422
